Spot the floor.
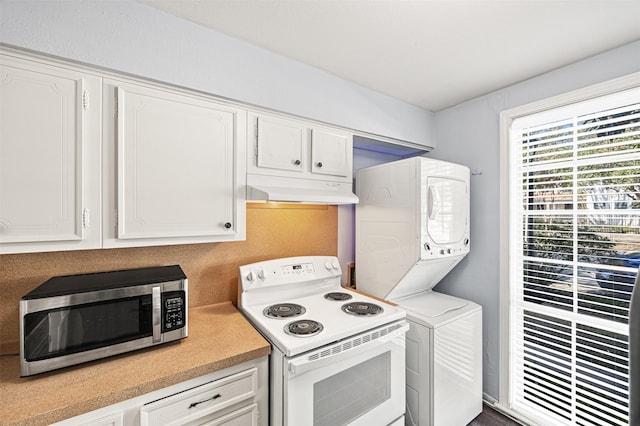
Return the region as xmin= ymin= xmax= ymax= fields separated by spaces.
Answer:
xmin=468 ymin=404 xmax=524 ymax=426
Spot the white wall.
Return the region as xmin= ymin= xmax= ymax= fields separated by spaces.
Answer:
xmin=0 ymin=0 xmax=434 ymax=147
xmin=429 ymin=39 xmax=640 ymax=401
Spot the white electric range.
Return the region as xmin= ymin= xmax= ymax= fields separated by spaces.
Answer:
xmin=238 ymin=256 xmax=408 ymax=426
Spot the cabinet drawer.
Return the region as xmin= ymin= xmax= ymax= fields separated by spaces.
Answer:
xmin=140 ymin=368 xmax=257 ymax=426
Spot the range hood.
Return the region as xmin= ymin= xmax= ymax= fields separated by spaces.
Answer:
xmin=246 ymin=174 xmax=358 ymax=204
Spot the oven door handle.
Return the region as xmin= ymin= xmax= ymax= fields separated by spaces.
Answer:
xmin=287 ymin=321 xmax=409 ymax=378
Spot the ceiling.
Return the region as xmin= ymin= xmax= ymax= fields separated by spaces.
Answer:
xmin=141 ymin=0 xmax=640 ymax=111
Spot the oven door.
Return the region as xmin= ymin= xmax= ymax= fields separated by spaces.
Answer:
xmin=284 ymin=321 xmax=408 ymax=426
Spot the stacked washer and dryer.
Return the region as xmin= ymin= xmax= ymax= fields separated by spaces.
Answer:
xmin=356 ymin=157 xmax=483 ymax=426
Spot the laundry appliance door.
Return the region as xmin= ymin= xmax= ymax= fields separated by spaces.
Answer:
xmin=424 ymin=176 xmax=469 ymax=247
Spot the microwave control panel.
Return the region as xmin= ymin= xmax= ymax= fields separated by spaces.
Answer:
xmin=162 ymin=291 xmax=186 ymax=332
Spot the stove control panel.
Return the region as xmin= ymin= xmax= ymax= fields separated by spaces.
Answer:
xmin=240 ymin=256 xmax=343 ymax=290
xmin=281 ymin=263 xmax=315 ymax=276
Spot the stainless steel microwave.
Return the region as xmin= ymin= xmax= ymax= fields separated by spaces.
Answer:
xmin=20 ymin=265 xmax=188 ymax=377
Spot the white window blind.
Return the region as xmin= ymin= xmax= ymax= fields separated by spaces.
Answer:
xmin=509 ymin=87 xmax=640 ymax=426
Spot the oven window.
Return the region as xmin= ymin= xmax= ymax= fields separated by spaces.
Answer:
xmin=313 ymin=352 xmax=391 ymax=426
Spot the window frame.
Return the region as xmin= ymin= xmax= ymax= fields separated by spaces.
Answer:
xmin=498 ymin=71 xmax=640 ymax=424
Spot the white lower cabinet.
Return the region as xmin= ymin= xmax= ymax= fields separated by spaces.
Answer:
xmin=52 ymin=358 xmax=267 ymax=426
xmin=74 ymin=411 xmax=124 ymax=426
xmin=140 ymin=366 xmax=257 ymax=426
xmin=197 ymin=403 xmax=257 ymax=426
xmin=53 ymin=409 xmax=125 ymax=426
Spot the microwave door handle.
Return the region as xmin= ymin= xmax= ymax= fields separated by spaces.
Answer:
xmin=152 ymin=286 xmax=161 ymax=343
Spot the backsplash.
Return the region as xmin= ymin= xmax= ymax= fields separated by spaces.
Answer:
xmin=0 ymin=203 xmax=337 ymax=354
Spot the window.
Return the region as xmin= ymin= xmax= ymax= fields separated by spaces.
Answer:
xmin=503 ymin=83 xmax=640 ymax=425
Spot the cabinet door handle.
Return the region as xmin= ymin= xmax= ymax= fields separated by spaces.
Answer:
xmin=189 ymin=393 xmax=222 ymax=409
xmin=224 ymin=222 xmax=232 ymax=229
xmin=316 ymin=162 xmax=323 ymax=168
xmin=293 ymin=159 xmax=301 ymax=166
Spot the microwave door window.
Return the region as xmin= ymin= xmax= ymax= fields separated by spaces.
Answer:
xmin=48 ymin=310 xmax=69 ymax=352
xmin=23 ymin=296 xmax=153 ymax=362
xmin=25 ymin=308 xmax=84 ymax=360
xmin=81 ymin=299 xmax=142 ymax=344
xmin=23 ymin=312 xmax=53 ymax=361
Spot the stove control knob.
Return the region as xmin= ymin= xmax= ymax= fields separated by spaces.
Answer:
xmin=246 ymin=270 xmax=256 ymax=281
xmin=331 ymin=261 xmax=339 ymax=270
xmin=324 ymin=262 xmax=333 ymax=271
xmin=257 ymin=268 xmax=266 ymax=279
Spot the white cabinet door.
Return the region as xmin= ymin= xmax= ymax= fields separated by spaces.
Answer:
xmin=52 ymin=411 xmax=124 ymax=426
xmin=255 ymin=114 xmax=306 ymax=173
xmin=197 ymin=403 xmax=258 ymax=426
xmin=0 ymin=53 xmax=101 ymax=254
xmin=103 ymin=79 xmax=246 ymax=247
xmin=248 ymin=112 xmax=353 ymax=184
xmin=310 ymin=126 xmax=351 ymax=178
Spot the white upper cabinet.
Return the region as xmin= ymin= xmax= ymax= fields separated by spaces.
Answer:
xmin=1 ymin=48 xmax=365 ymax=253
xmin=102 ymin=79 xmax=247 ymax=248
xmin=310 ymin=127 xmax=351 ymax=178
xmin=255 ymin=114 xmax=306 ymax=173
xmin=248 ymin=112 xmax=353 ymax=183
xmin=0 ymin=53 xmax=101 ymax=254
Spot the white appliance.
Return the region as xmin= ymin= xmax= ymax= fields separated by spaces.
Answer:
xmin=238 ymin=256 xmax=409 ymax=426
xmin=355 ymin=157 xmax=483 ymax=426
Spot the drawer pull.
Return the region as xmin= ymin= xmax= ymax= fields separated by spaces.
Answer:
xmin=188 ymin=393 xmax=222 ymax=409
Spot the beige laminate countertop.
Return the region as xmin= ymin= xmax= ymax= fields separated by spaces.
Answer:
xmin=0 ymin=302 xmax=271 ymax=426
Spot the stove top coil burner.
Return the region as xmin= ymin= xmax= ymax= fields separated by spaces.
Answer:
xmin=341 ymin=302 xmax=384 ymax=316
xmin=284 ymin=319 xmax=324 ymax=337
xmin=264 ymin=303 xmax=306 ymax=319
xmin=324 ymin=292 xmax=353 ymax=301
